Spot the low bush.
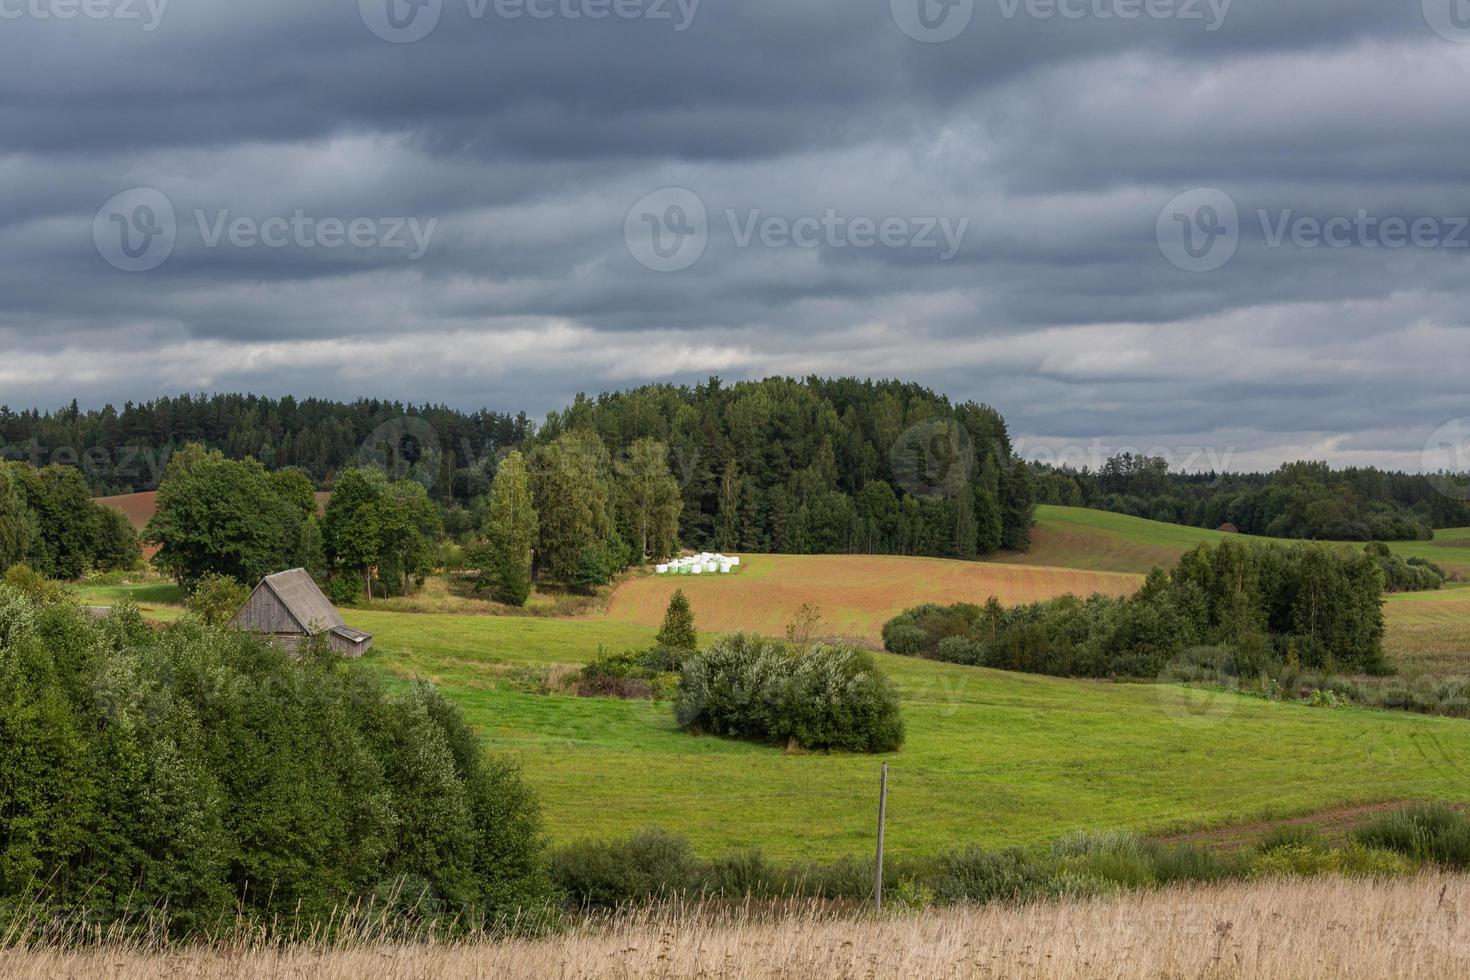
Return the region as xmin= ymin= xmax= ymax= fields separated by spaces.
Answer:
xmin=701 ymin=849 xmax=779 ymax=898
xmin=544 ymin=824 xmax=1424 ymax=914
xmin=674 ymin=633 xmax=904 ymax=753
xmin=1145 ymin=841 xmax=1240 ymax=884
xmin=1050 ymin=831 xmax=1156 ymax=890
xmin=185 ymin=572 xmax=251 ymax=625
xmin=1255 ymin=824 xmax=1321 ymax=853
xmin=1353 ymin=804 xmax=1470 ymax=868
xmin=550 ymin=829 xmax=699 ymax=910
xmin=934 ymin=634 xmax=984 ymax=665
xmin=576 ymin=649 xmax=680 ymax=701
xmin=935 ymin=847 xmax=1052 ymax=904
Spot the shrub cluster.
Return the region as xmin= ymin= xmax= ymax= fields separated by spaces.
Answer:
xmin=576 ymin=648 xmax=682 ymax=700
xmin=675 ymin=633 xmax=904 ymax=753
xmin=1364 ymin=541 xmax=1448 ymax=592
xmin=0 ymin=586 xmax=550 ymax=935
xmin=1352 ymin=804 xmax=1470 ymax=868
xmin=884 ymin=539 xmax=1389 ymax=678
xmin=550 ymin=824 xmax=1428 ymax=912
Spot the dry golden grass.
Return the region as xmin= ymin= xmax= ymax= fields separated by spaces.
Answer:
xmin=606 ymin=554 xmax=1142 ymax=644
xmin=10 ymin=875 xmax=1470 ymax=979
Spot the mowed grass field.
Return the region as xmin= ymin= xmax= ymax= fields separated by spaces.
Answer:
xmin=340 ymin=606 xmax=1470 ymax=859
xmin=605 ymin=554 xmax=1142 ymax=644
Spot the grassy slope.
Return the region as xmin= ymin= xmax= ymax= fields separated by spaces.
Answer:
xmin=1008 ymin=505 xmax=1470 ymax=576
xmin=343 ymin=606 xmax=1470 ymax=859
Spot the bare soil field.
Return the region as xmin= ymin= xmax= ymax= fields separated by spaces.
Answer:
xmin=92 ymin=490 xmax=159 ymax=530
xmin=605 ymin=553 xmax=1143 ymax=644
xmin=8 ymin=875 xmax=1469 ymax=979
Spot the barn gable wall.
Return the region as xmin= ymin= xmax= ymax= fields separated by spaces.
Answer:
xmin=231 ymin=583 xmax=306 ymax=635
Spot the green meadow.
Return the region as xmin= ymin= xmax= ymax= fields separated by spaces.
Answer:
xmin=345 ymin=606 xmax=1470 ymax=860
xmin=70 ymin=509 xmax=1470 ymax=861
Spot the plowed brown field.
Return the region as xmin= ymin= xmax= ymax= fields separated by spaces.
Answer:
xmin=605 ymin=553 xmax=1143 ymax=644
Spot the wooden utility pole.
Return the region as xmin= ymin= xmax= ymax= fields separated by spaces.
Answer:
xmin=874 ymin=763 xmax=888 ymax=912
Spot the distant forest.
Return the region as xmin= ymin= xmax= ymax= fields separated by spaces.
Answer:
xmin=0 ymin=378 xmax=1036 ymax=560
xmin=0 ymin=394 xmax=531 ymax=501
xmin=1031 ymin=454 xmax=1470 ymax=542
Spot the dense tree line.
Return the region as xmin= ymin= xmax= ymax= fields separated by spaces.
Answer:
xmin=535 ymin=377 xmax=1033 ymax=561
xmin=10 ymin=379 xmax=1036 ymax=583
xmin=0 ymin=461 xmax=139 ymax=577
xmin=1032 ymin=455 xmax=1470 ymax=541
xmin=0 ymin=590 xmax=550 ymax=933
xmin=884 ymin=539 xmax=1389 ymax=678
xmin=0 ymin=394 xmax=530 ymax=502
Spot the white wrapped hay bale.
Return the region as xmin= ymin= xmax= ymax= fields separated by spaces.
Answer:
xmin=656 ymin=564 xmax=669 ymax=575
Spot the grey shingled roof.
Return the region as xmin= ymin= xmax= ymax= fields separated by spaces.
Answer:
xmin=261 ymin=568 xmax=347 ymax=635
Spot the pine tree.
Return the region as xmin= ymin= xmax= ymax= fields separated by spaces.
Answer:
xmin=655 ymin=589 xmax=697 ymax=651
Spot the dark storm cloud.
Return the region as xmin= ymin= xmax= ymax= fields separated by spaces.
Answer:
xmin=1 ymin=0 xmax=1468 ymax=468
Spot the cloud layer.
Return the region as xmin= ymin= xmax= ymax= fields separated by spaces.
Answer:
xmin=1 ymin=0 xmax=1467 ymax=469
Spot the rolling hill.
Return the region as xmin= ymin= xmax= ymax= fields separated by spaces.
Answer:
xmin=1004 ymin=505 xmax=1470 ymax=577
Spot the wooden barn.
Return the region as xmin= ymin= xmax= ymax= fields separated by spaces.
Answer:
xmin=231 ymin=568 xmax=373 ymax=656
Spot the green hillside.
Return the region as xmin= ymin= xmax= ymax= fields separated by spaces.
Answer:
xmin=1005 ymin=505 xmax=1470 ymax=577
xmin=339 ymin=607 xmax=1470 ymax=861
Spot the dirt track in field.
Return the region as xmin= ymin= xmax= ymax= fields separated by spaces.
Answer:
xmin=604 ymin=553 xmax=1143 ymax=645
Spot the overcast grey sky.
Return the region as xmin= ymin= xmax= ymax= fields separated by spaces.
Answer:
xmin=1 ymin=0 xmax=1467 ymax=470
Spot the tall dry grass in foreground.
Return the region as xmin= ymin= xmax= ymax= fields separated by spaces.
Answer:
xmin=6 ymin=874 xmax=1470 ymax=979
